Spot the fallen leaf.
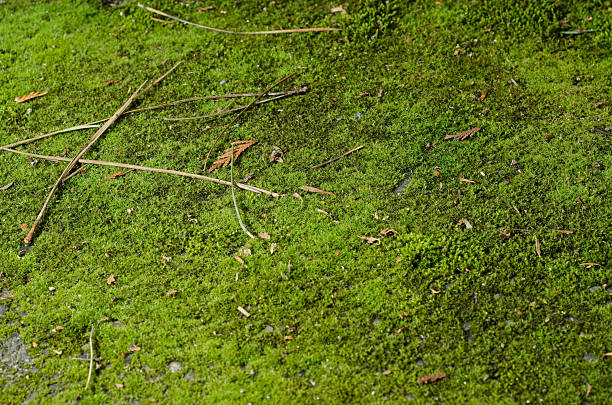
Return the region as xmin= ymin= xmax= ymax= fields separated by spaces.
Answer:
xmin=258 ymin=232 xmax=271 ymax=240
xmin=479 ymin=89 xmax=488 ymax=101
xmin=270 ymin=243 xmax=278 ymax=254
xmin=20 ymin=223 xmax=28 ymax=232
xmin=209 ymin=140 xmax=258 ymax=172
xmin=500 ymin=229 xmax=511 ymax=238
xmin=55 ymin=325 xmax=64 ymax=331
xmin=15 ymin=91 xmax=48 ymax=103
xmin=284 ymin=335 xmax=293 ymax=340
xmin=459 ymin=178 xmax=475 ymax=184
xmin=554 ymin=229 xmax=573 ymax=234
xmin=417 ymin=372 xmax=446 ymax=384
xmin=237 ymin=306 xmax=251 ymax=318
xmin=0 ymin=182 xmax=13 ymax=191
xmin=128 ymin=344 xmax=141 ymax=352
xmin=444 ymin=127 xmax=481 ymax=141
xmin=98 ymin=316 xmax=110 ymax=323
xmin=300 ymin=186 xmax=334 ymax=195
xmin=331 ymin=5 xmax=344 ymax=13
xmin=358 ymin=236 xmax=381 ymax=245
xmin=269 ymin=146 xmax=285 ymax=163
xmin=166 ymin=289 xmax=178 ymax=297
xmin=382 ymin=370 xmax=392 ymax=375
xmin=380 ymin=228 xmax=398 ymax=237
xmin=106 ymin=274 xmax=116 ymax=285
xmin=234 ymin=256 xmax=244 ymax=265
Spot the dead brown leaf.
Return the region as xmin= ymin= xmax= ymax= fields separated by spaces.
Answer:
xmin=128 ymin=344 xmax=141 ymax=352
xmin=417 ymin=372 xmax=447 ymax=384
xmin=479 ymin=89 xmax=489 ymax=101
xmin=500 ymin=229 xmax=511 ymax=238
xmin=15 ymin=91 xmax=48 ymax=103
xmin=234 ymin=256 xmax=245 ymax=265
xmin=20 ymin=223 xmax=28 ymax=232
xmin=554 ymin=229 xmax=573 ymax=235
xmin=300 ymin=186 xmax=334 ymax=195
xmin=534 ymin=236 xmax=541 ymax=258
xmin=444 ymin=127 xmax=481 ymax=141
xmin=358 ymin=236 xmax=381 ymax=245
xmin=166 ymin=289 xmax=178 ymax=297
xmin=258 ymin=232 xmax=271 ymax=240
xmin=106 ymin=274 xmax=116 ymax=285
xmin=208 ymin=140 xmax=258 ymax=172
xmin=380 ymin=228 xmax=398 ymax=237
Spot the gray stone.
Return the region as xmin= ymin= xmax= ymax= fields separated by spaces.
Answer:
xmin=0 ymin=332 xmax=32 ymax=368
xmin=185 ymin=372 xmax=196 ymax=381
xmin=0 ymin=304 xmax=8 ymax=317
xmin=589 ymin=286 xmax=601 ymax=293
xmin=112 ymin=321 xmax=125 ymax=328
xmin=264 ymin=325 xmax=274 ymax=333
xmin=583 ymin=353 xmax=598 ymax=363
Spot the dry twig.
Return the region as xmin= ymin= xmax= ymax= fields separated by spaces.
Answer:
xmin=138 ymin=3 xmax=340 ymax=34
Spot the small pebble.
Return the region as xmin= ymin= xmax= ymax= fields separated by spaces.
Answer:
xmin=220 ymin=80 xmax=226 ymax=86
xmin=168 ymin=361 xmax=182 ymax=373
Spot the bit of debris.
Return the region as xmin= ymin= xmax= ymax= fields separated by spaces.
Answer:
xmin=300 ymin=186 xmax=334 ymax=195
xmin=457 ymin=218 xmax=472 ymax=229
xmin=358 ymin=236 xmax=381 ymax=245
xmin=1 ymin=182 xmax=14 ymax=191
xmin=379 ymin=228 xmax=398 ymax=237
xmin=444 ymin=127 xmax=481 ymax=141
xmin=106 ymin=274 xmax=116 ymax=285
xmin=269 ymin=146 xmax=285 ymax=163
xmin=417 ymin=372 xmax=446 ymax=384
xmin=237 ymin=306 xmax=251 ymax=318
xmin=128 ymin=344 xmax=141 ymax=352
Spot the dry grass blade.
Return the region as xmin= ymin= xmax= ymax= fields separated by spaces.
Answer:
xmin=138 ymin=3 xmax=340 ymax=34
xmin=2 ymin=147 xmax=281 ymax=197
xmin=209 ymin=140 xmax=258 ymax=172
xmin=15 ymin=91 xmax=48 ymax=103
xmin=0 ymin=124 xmax=100 ymax=150
xmin=444 ymin=127 xmax=481 ymax=141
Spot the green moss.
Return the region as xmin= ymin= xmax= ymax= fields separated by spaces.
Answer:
xmin=0 ymin=0 xmax=610 ymax=403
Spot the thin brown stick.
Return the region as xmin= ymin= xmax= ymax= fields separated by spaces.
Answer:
xmin=135 ymin=61 xmax=181 ymax=98
xmin=138 ymin=3 xmax=340 ymax=34
xmin=219 ymin=98 xmax=237 ymax=113
xmin=164 ymin=93 xmax=297 ymax=122
xmin=203 ymin=72 xmax=297 ymax=171
xmin=2 ymin=147 xmax=281 ymax=197
xmin=311 ymin=145 xmax=364 ymax=169
xmin=23 ymin=81 xmax=147 ymax=245
xmin=84 ymin=325 xmax=94 ymax=390
xmin=0 ymin=88 xmax=307 ymax=150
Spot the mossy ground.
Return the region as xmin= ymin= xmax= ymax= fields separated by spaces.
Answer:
xmin=0 ymin=0 xmax=610 ymax=403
